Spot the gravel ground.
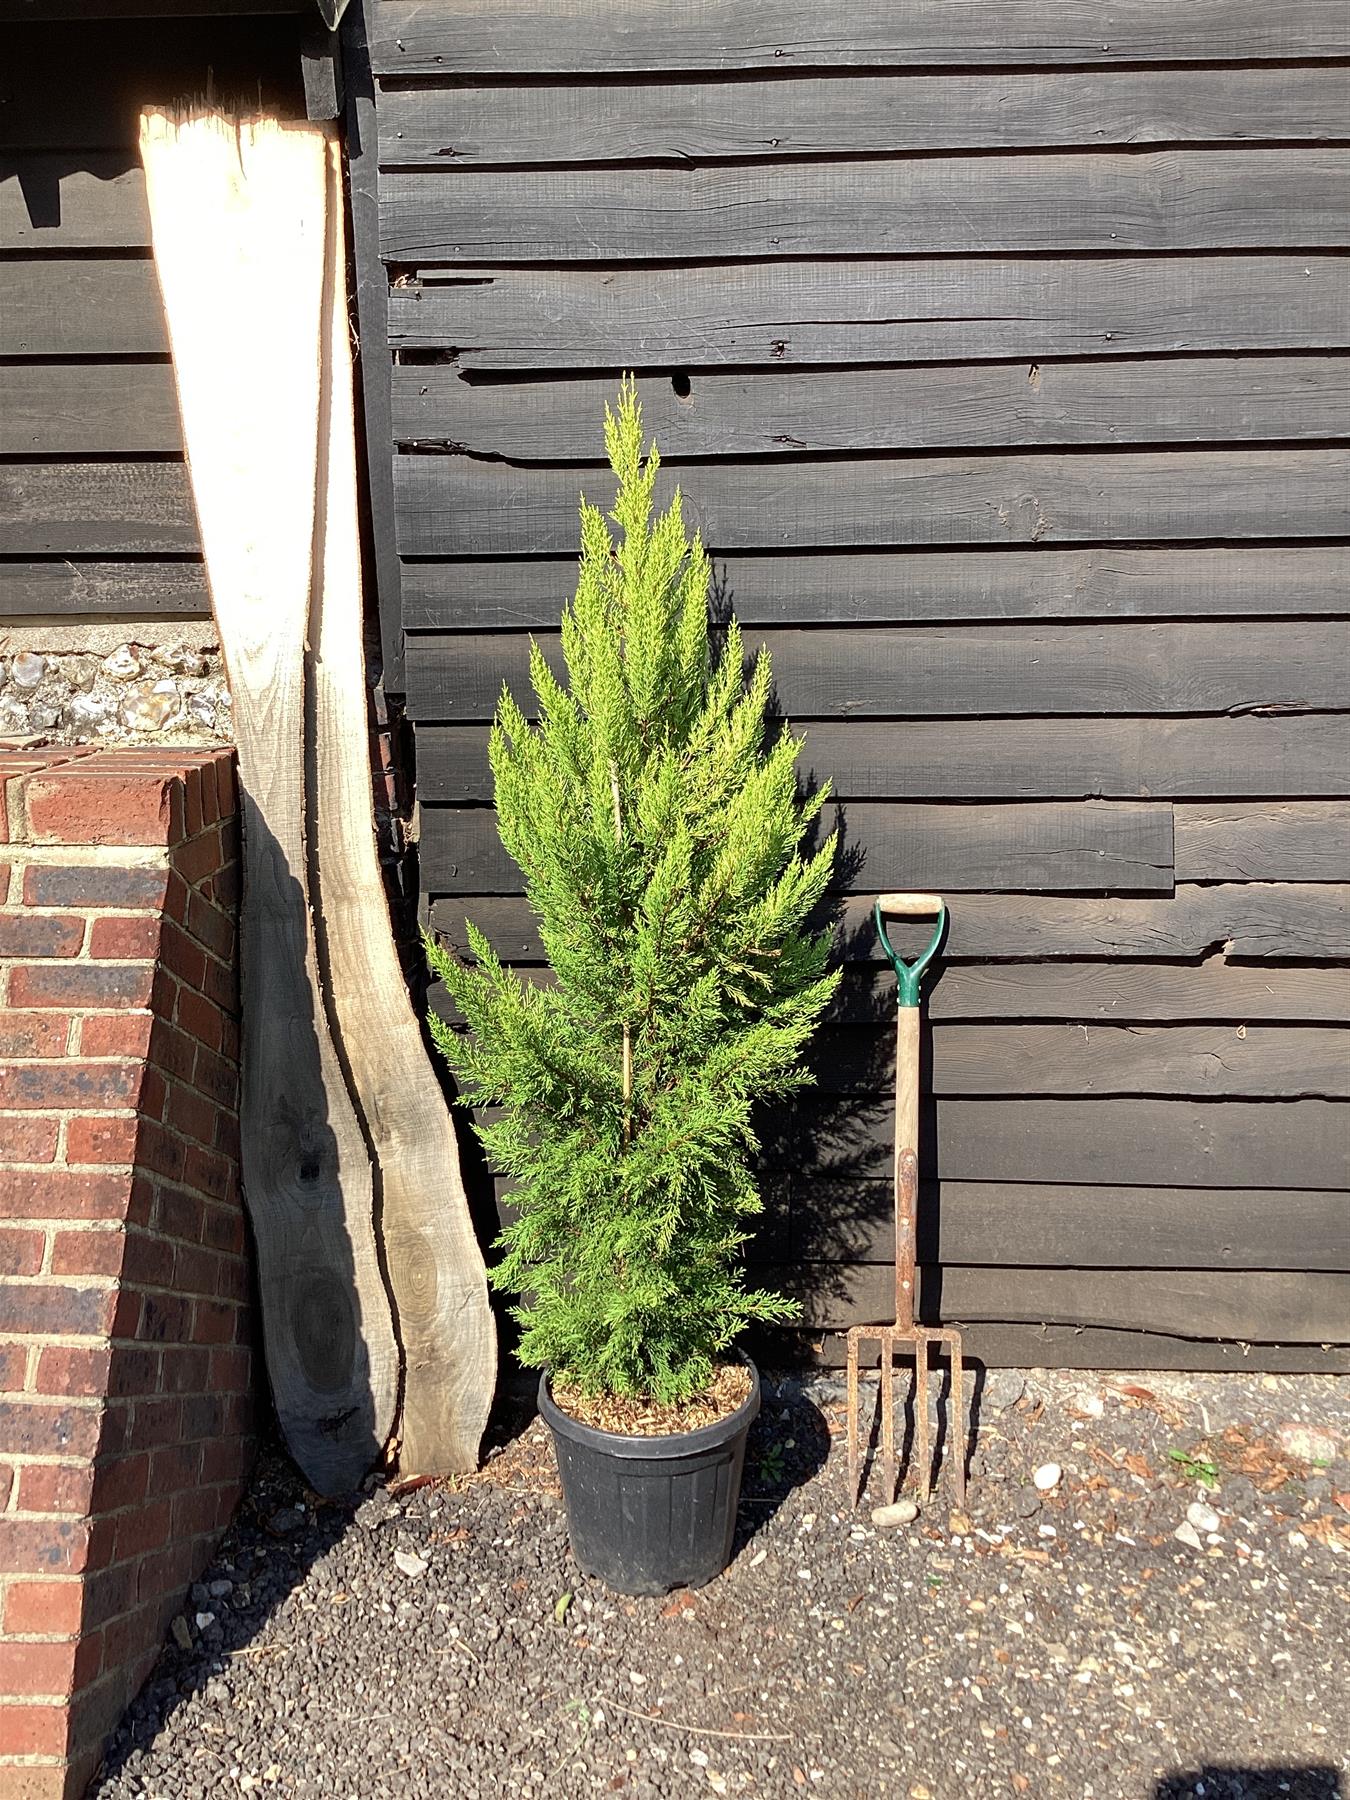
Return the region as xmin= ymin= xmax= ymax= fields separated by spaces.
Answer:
xmin=92 ymin=1367 xmax=1349 ymax=1800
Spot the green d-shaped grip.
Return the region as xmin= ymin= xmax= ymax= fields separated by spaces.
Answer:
xmin=874 ymin=894 xmax=947 ymax=1008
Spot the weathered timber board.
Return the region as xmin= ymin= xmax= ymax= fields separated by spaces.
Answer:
xmin=0 ymin=257 xmax=167 ymax=355
xmin=388 ymin=258 xmax=1350 ymax=367
xmin=778 ymin=1323 xmax=1350 ymax=1375
xmin=400 ymin=547 xmax=1350 ymax=631
xmin=420 ymin=798 xmax=1174 ymax=895
xmin=808 ymin=1022 xmax=1350 ymax=1099
xmin=393 ymin=357 xmax=1350 ymax=456
xmin=370 ymin=0 xmax=1350 ymax=73
xmin=1176 ymin=802 xmax=1350 ymax=883
xmin=428 ymin=887 xmax=1350 ymax=964
xmin=378 ymin=152 xmax=1350 ymax=263
xmin=785 ymin=1181 xmax=1350 ymax=1271
xmin=378 ymin=67 xmax=1350 ymax=166
xmin=0 ymin=461 xmax=197 ymax=553
xmin=402 ymin=622 xmax=1350 ymax=722
xmin=768 ymin=1263 xmax=1350 ymax=1343
xmin=0 ymin=560 xmax=209 ymax=617
xmin=758 ymin=1097 xmax=1350 ymax=1189
xmin=0 ymin=155 xmax=150 ymax=247
xmin=418 ymin=715 xmax=1350 ymax=804
xmin=0 ymin=0 xmax=306 ymax=16
xmin=0 ymin=361 xmax=181 ymax=455
xmin=392 ymin=450 xmax=1350 ymax=555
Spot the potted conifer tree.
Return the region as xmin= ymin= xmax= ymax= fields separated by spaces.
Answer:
xmin=426 ymin=380 xmax=839 ymax=1595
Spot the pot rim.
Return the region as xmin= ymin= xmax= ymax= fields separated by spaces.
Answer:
xmin=538 ymin=1352 xmax=761 ymax=1461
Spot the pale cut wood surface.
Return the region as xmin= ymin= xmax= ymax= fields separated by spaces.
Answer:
xmin=309 ymin=141 xmax=494 ymax=1477
xmin=140 ymin=109 xmax=396 ymax=1495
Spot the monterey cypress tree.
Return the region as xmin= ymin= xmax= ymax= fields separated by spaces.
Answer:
xmin=426 ymin=380 xmax=840 ymax=1406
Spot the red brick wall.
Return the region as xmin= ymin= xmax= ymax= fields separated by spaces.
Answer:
xmin=0 ymin=747 xmax=254 ymax=1800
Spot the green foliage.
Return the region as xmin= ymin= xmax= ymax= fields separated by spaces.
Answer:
xmin=425 ymin=378 xmax=839 ymax=1405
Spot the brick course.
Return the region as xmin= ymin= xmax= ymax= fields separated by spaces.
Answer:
xmin=0 ymin=748 xmax=254 ymax=1799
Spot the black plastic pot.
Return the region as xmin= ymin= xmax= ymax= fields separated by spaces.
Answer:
xmin=538 ymin=1359 xmax=761 ymax=1596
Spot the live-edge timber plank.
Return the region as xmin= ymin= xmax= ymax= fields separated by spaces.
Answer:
xmin=392 ymin=451 xmax=1350 ymax=556
xmin=770 ymin=1264 xmax=1350 ymax=1344
xmin=0 ymin=362 xmax=181 ymax=455
xmin=403 ymin=623 xmax=1350 ymax=722
xmin=428 ymin=887 xmax=1350 ymax=964
xmin=393 ymin=358 xmax=1350 ymax=457
xmin=370 ymin=0 xmax=1350 ymax=74
xmin=388 ymin=258 xmax=1350 ymax=368
xmin=0 ymin=462 xmax=197 ymax=554
xmin=400 ymin=547 xmax=1350 ymax=631
xmin=0 ymin=560 xmax=209 ymax=617
xmin=1 ymin=155 xmax=151 ymax=248
xmin=379 ymin=67 xmax=1350 ymax=166
xmin=0 ymin=258 xmax=168 ymax=356
xmin=1176 ymin=803 xmax=1350 ymax=883
xmin=787 ymin=1181 xmax=1350 ymax=1271
xmin=420 ymin=799 xmax=1174 ymax=895
xmin=378 ymin=152 xmax=1350 ymax=263
xmin=419 ymin=716 xmax=1350 ymax=804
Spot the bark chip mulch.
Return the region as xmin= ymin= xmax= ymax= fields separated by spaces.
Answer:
xmin=552 ymin=1362 xmax=753 ymax=1435
xmin=91 ymin=1367 xmax=1349 ymax=1800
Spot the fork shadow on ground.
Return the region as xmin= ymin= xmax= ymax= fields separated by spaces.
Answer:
xmin=1155 ymin=1771 xmax=1343 ymax=1800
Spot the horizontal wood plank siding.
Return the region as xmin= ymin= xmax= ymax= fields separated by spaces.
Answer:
xmin=362 ymin=0 xmax=1350 ymax=1362
xmin=0 ymin=15 xmax=305 ymax=622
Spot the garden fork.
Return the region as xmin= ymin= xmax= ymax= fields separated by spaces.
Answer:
xmin=846 ymin=894 xmax=966 ymax=1509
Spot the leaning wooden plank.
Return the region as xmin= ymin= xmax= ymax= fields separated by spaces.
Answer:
xmin=402 ymin=620 xmax=1350 ymax=721
xmin=765 ymin=1098 xmax=1350 ymax=1190
xmin=0 ymin=560 xmax=209 ymax=618
xmin=0 ymin=155 xmax=150 ymax=248
xmin=772 ymin=1264 xmax=1350 ymax=1344
xmin=787 ymin=1323 xmax=1350 ymax=1375
xmin=0 ymin=462 xmax=197 ymax=554
xmin=379 ymin=67 xmax=1350 ymax=166
xmin=401 ymin=546 xmax=1350 ymax=631
xmin=0 ymin=258 xmax=168 ymax=355
xmin=393 ymin=450 xmax=1350 ymax=555
xmin=140 ymin=108 xmax=396 ymax=1495
xmin=370 ymin=0 xmax=1350 ymax=73
xmin=388 ymin=257 xmax=1350 ymax=367
xmin=1176 ymin=802 xmax=1350 ymax=883
xmin=810 ymin=1023 xmax=1350 ymax=1100
xmin=379 ymin=151 xmax=1350 ymax=263
xmin=786 ymin=1181 xmax=1350 ymax=1271
xmin=308 ymin=138 xmax=494 ymax=1477
xmin=420 ymin=799 xmax=1174 ymax=894
xmin=394 ymin=356 xmax=1350 ymax=457
xmin=428 ymin=886 xmax=1350 ymax=965
xmin=0 ymin=362 xmax=181 ymax=455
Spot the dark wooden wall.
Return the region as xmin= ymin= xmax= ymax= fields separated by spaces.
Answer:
xmin=355 ymin=0 xmax=1350 ymax=1370
xmin=0 ymin=11 xmax=307 ymax=622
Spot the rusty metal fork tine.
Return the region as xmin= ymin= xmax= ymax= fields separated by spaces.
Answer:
xmin=914 ymin=1337 xmax=931 ymax=1499
xmin=879 ymin=1339 xmax=897 ymax=1504
xmin=846 ymin=1331 xmax=861 ymax=1506
xmin=949 ymin=1337 xmax=966 ymax=1507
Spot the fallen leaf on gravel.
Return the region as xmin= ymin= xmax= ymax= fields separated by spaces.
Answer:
xmin=1012 ymin=1775 xmax=1031 ymax=1793
xmin=846 ymin=1593 xmax=865 ymax=1612
xmin=554 ymin=1592 xmax=572 ymax=1621
xmin=393 ymin=1550 xmax=428 ymax=1578
xmin=1334 ymin=1491 xmax=1350 ymax=1513
xmin=1123 ymin=1453 xmax=1153 ymax=1481
xmin=660 ymin=1592 xmax=697 ymax=1619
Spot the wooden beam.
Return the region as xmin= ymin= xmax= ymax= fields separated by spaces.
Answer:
xmin=428 ymin=886 xmax=1350 ymax=965
xmin=0 ymin=461 xmax=196 ymax=554
xmin=369 ymin=0 xmax=1350 ymax=74
xmin=393 ymin=356 xmax=1350 ymax=457
xmin=388 ymin=257 xmax=1350 ymax=368
xmin=420 ymin=799 xmax=1174 ymax=896
xmin=402 ymin=621 xmax=1350 ymax=722
xmin=400 ymin=546 xmax=1350 ymax=631
xmin=392 ymin=450 xmax=1350 ymax=555
xmin=0 ymin=362 xmax=181 ymax=455
xmin=378 ymin=67 xmax=1350 ymax=165
xmin=1176 ymin=802 xmax=1350 ymax=883
xmin=418 ymin=715 xmax=1350 ymax=805
xmin=0 ymin=560 xmax=209 ymax=617
xmin=378 ymin=151 xmax=1350 ymax=263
